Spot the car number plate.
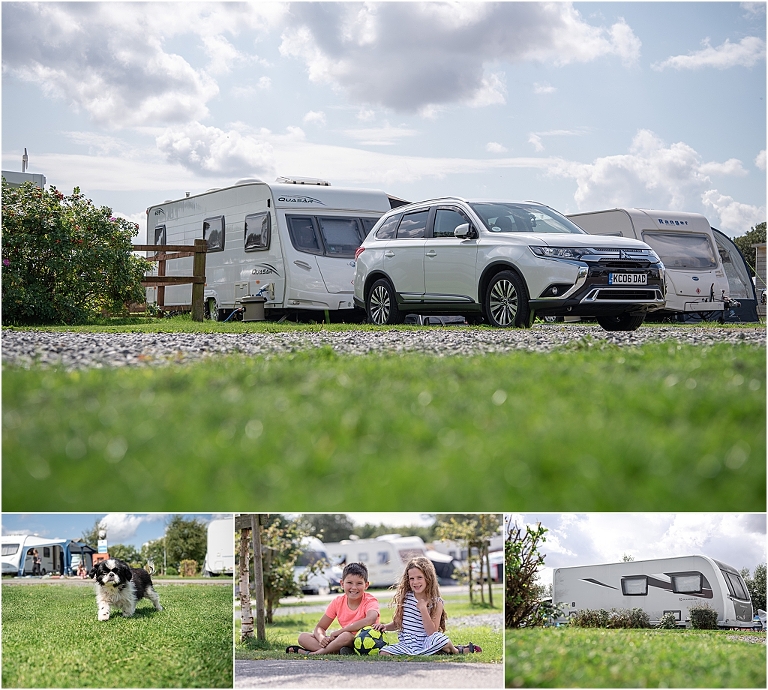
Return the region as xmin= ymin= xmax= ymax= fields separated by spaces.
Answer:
xmin=609 ymin=272 xmax=647 ymax=285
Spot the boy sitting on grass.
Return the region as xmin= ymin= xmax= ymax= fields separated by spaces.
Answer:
xmin=286 ymin=562 xmax=380 ymax=655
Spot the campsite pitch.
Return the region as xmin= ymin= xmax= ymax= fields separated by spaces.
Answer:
xmin=2 ymin=581 xmax=233 ymax=688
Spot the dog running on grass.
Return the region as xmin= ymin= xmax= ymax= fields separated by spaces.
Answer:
xmin=88 ymin=558 xmax=163 ymax=621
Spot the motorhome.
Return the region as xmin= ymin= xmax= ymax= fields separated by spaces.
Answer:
xmin=146 ymin=178 xmax=404 ymax=320
xmin=203 ymin=516 xmax=234 ymax=577
xmin=568 ymin=209 xmax=751 ymax=319
xmin=324 ymin=535 xmax=429 ymax=588
xmin=553 ymin=555 xmax=754 ymax=628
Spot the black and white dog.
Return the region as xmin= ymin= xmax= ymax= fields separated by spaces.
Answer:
xmin=88 ymin=558 xmax=163 ymax=621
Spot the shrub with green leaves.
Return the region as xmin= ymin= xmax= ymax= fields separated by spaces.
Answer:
xmin=571 ymin=608 xmax=652 ymax=629
xmin=1 ymin=180 xmax=150 ymax=324
xmin=658 ymin=611 xmax=680 ymax=629
xmin=689 ymin=604 xmax=719 ymax=630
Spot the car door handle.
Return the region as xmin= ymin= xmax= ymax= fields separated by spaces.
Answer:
xmin=426 ymin=250 xmax=437 ymax=258
xmin=384 ymin=251 xmax=395 ymax=258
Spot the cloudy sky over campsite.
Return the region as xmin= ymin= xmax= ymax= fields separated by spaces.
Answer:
xmin=2 ymin=514 xmax=221 ymax=547
xmin=2 ymin=2 xmax=765 ymax=238
xmin=508 ymin=513 xmax=767 ymax=585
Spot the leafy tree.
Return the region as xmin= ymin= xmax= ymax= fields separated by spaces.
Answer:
xmin=108 ymin=544 xmax=142 ymax=566
xmin=505 ymin=521 xmax=548 ymax=628
xmin=299 ymin=514 xmax=356 ymax=542
xmin=731 ymin=221 xmax=766 ymax=279
xmin=141 ymin=538 xmax=166 ymax=573
xmin=165 ymin=515 xmax=207 ymax=571
xmin=742 ymin=564 xmax=766 ymax=612
xmin=622 ymin=554 xmax=635 ymax=562
xmin=1 ymin=180 xmax=150 ymax=324
xmin=81 ymin=519 xmax=103 ymax=548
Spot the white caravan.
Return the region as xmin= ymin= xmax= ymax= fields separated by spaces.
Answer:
xmin=1 ymin=535 xmax=66 ymax=576
xmin=146 ymin=178 xmax=400 ymax=319
xmin=202 ymin=516 xmax=234 ymax=577
xmin=568 ymin=209 xmax=731 ymax=317
xmin=553 ymin=555 xmax=754 ymax=628
xmin=294 ymin=536 xmax=344 ymax=595
xmin=324 ymin=535 xmax=428 ymax=588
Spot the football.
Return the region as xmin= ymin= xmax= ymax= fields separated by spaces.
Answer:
xmin=353 ymin=626 xmax=387 ymax=655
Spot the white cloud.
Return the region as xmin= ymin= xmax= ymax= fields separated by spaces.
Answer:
xmin=1 ymin=3 xmax=284 ymax=128
xmin=534 ymin=82 xmax=557 ymax=95
xmin=528 ymin=129 xmax=583 ymax=152
xmin=156 ymin=122 xmax=276 ymax=177
xmin=357 ymin=109 xmax=376 ymax=122
xmin=552 ymin=129 xmax=762 ymax=232
xmin=529 ymin=134 xmax=545 ymax=153
xmin=99 ymin=513 xmax=164 ymax=543
xmin=486 ymin=142 xmax=508 ymax=154
xmin=344 ymin=124 xmax=418 ymax=147
xmin=279 ymin=3 xmax=640 ymax=113
xmin=303 ymin=110 xmax=327 ymax=126
xmin=653 ymin=36 xmax=766 ymax=70
xmin=755 ymin=150 xmax=766 ymax=170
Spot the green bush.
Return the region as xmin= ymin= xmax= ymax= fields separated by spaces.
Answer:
xmin=1 ymin=180 xmax=150 ymax=325
xmin=658 ymin=611 xmax=680 ymax=629
xmin=689 ymin=604 xmax=719 ymax=630
xmin=166 ymin=566 xmax=178 ymax=576
xmin=571 ymin=608 xmax=652 ymax=629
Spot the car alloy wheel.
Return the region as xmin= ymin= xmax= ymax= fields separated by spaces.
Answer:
xmin=485 ymin=270 xmax=530 ymax=328
xmin=367 ymin=279 xmax=402 ymax=325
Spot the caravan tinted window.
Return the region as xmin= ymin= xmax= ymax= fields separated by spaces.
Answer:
xmin=672 ymin=574 xmax=702 ymax=593
xmin=2 ymin=543 xmax=19 ymax=556
xmin=203 ymin=216 xmax=225 ymax=252
xmin=244 ymin=212 xmax=270 ymax=252
xmin=287 ymin=216 xmax=323 ymax=255
xmin=317 ymin=217 xmax=364 ymax=258
xmin=641 ymin=232 xmax=718 ymax=269
xmin=621 ymin=576 xmax=648 ymax=595
xmin=154 ymin=225 xmax=166 ymax=245
xmin=723 ymin=571 xmax=750 ymax=600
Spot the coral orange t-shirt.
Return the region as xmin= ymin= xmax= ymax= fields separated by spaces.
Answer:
xmin=324 ymin=592 xmax=380 ymax=628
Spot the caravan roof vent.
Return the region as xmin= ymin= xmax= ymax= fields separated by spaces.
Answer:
xmin=275 ymin=176 xmax=331 ymax=186
xmin=235 ymin=178 xmax=263 ymax=186
xmin=205 ymin=188 xmax=221 ymax=193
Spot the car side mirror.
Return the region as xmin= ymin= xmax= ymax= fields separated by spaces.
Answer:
xmin=454 ymin=223 xmax=475 ymax=239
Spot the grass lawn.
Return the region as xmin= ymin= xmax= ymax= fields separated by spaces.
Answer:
xmin=2 ymin=584 xmax=233 ymax=688
xmin=505 ymin=627 xmax=767 ymax=687
xmin=236 ymin=595 xmax=503 ymax=663
xmin=3 ymin=340 xmax=764 ymax=511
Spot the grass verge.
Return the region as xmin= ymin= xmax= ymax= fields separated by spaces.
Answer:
xmin=3 ymin=342 xmax=764 ymax=511
xmin=505 ymin=627 xmax=766 ymax=687
xmin=1 ymin=583 xmax=233 ymax=688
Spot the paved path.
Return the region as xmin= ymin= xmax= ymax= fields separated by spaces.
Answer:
xmin=235 ymin=659 xmax=503 ymax=688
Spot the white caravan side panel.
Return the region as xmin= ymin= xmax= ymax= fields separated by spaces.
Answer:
xmin=324 ymin=539 xmax=404 ymax=587
xmin=204 ymin=517 xmax=234 ymax=576
xmin=553 ymin=555 xmax=753 ymax=628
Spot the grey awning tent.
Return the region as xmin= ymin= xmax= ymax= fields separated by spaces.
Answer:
xmin=712 ymin=228 xmax=759 ymax=322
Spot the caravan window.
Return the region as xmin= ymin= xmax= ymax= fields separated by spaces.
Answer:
xmin=723 ymin=571 xmax=750 ymax=600
xmin=672 ymin=573 xmax=702 ymax=594
xmin=317 ymin=217 xmax=365 ymax=258
xmin=2 ymin=543 xmax=19 ymax=556
xmin=641 ymin=232 xmax=718 ymax=269
xmin=244 ymin=212 xmax=271 ymax=252
xmin=287 ymin=216 xmax=323 ymax=255
xmin=621 ymin=576 xmax=648 ymax=595
xmin=377 ymin=551 xmax=390 ymax=565
xmin=361 ymin=217 xmax=378 ymax=237
xmin=203 ymin=216 xmax=225 ymax=252
xmin=154 ymin=225 xmax=166 ymax=245
xmin=296 ymin=550 xmax=326 ymax=567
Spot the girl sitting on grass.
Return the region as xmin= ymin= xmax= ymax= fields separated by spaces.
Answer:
xmin=372 ymin=556 xmax=481 ymax=656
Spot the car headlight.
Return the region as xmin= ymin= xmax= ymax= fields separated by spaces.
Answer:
xmin=530 ymin=246 xmax=592 ymax=259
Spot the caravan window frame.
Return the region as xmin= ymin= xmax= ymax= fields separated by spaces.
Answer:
xmin=671 ymin=572 xmax=703 ymax=594
xmin=244 ymin=212 xmax=271 ymax=252
xmin=641 ymin=231 xmax=718 ymax=270
xmin=286 ymin=214 xmax=374 ymax=259
xmin=203 ymin=215 xmax=225 ymax=253
xmin=621 ymin=575 xmax=648 ymax=596
xmin=723 ymin=571 xmax=750 ymax=601
xmin=154 ymin=225 xmax=166 ymax=245
xmin=2 ymin=543 xmax=19 ymax=556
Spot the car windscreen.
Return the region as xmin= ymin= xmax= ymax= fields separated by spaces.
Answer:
xmin=470 ymin=203 xmax=585 ymax=234
xmin=641 ymin=231 xmax=718 ymax=269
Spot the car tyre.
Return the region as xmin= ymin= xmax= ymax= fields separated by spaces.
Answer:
xmin=485 ymin=270 xmax=530 ymax=328
xmin=597 ymin=312 xmax=646 ymax=331
xmin=366 ymin=279 xmax=404 ymax=325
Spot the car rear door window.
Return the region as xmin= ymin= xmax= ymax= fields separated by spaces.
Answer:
xmin=397 ymin=210 xmax=429 ymax=239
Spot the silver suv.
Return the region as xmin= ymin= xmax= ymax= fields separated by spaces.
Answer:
xmin=353 ymin=197 xmax=666 ymax=331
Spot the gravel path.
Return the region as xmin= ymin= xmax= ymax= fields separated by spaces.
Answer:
xmin=2 ymin=325 xmax=764 ymax=370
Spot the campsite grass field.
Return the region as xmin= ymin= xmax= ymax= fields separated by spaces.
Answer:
xmin=3 ymin=334 xmax=764 ymax=511
xmin=505 ymin=627 xmax=767 ymax=687
xmin=235 ymin=591 xmax=503 ymax=663
xmin=1 ymin=582 xmax=233 ymax=688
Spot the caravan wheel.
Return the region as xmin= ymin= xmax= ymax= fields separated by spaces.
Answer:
xmin=206 ymin=298 xmax=220 ymax=321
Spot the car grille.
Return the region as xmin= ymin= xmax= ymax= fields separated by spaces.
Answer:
xmin=582 ymin=287 xmax=665 ymax=302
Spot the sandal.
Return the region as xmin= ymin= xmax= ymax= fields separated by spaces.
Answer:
xmin=457 ymin=643 xmax=482 ymax=654
xmin=285 ymin=645 xmax=310 ymax=654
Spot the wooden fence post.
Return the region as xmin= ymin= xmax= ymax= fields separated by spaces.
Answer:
xmin=192 ymin=239 xmax=207 ymax=322
xmin=251 ymin=515 xmax=266 ymax=641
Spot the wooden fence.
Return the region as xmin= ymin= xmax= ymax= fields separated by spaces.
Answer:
xmin=135 ymin=239 xmax=207 ymax=321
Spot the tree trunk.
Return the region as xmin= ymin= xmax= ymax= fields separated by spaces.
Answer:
xmin=251 ymin=515 xmax=266 ymax=641
xmin=239 ymin=528 xmax=253 ymax=641
xmin=485 ymin=543 xmax=494 ymax=607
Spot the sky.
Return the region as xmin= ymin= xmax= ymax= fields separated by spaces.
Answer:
xmin=508 ymin=513 xmax=767 ymax=587
xmin=1 ymin=513 xmax=224 ymax=548
xmin=2 ymin=2 xmax=765 ymax=241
